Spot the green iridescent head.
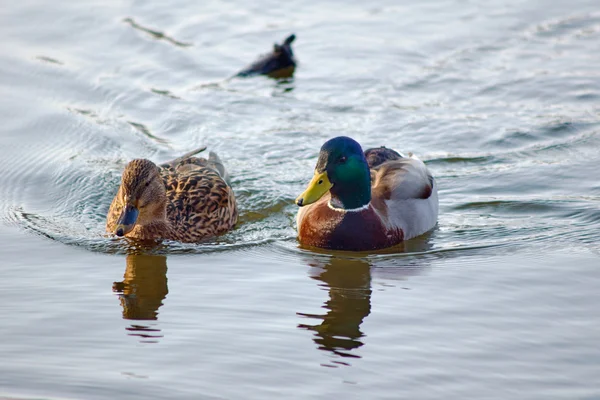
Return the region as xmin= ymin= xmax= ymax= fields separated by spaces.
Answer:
xmin=296 ymin=136 xmax=371 ymax=210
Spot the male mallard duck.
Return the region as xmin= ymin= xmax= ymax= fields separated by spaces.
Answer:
xmin=106 ymin=147 xmax=237 ymax=242
xmin=236 ymin=34 xmax=296 ymax=78
xmin=295 ymin=136 xmax=438 ymax=251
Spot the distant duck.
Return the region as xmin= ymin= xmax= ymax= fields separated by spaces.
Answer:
xmin=295 ymin=137 xmax=438 ymax=251
xmin=236 ymin=34 xmax=296 ymax=78
xmin=106 ymin=147 xmax=237 ymax=242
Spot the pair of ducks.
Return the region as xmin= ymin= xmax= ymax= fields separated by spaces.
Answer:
xmin=106 ymin=136 xmax=439 ymax=251
xmin=106 ymin=36 xmax=438 ymax=251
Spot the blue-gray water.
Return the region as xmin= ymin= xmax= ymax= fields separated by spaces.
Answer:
xmin=1 ymin=0 xmax=599 ymax=398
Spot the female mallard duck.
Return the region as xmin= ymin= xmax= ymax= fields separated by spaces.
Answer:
xmin=295 ymin=136 xmax=438 ymax=251
xmin=236 ymin=34 xmax=296 ymax=78
xmin=106 ymin=147 xmax=237 ymax=242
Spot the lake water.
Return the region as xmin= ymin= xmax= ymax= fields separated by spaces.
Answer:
xmin=1 ymin=0 xmax=599 ymax=398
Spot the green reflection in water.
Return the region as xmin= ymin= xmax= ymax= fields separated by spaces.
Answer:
xmin=298 ymin=257 xmax=372 ymax=367
xmin=297 ymin=236 xmax=433 ymax=367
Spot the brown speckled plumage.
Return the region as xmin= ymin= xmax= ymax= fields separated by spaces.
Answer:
xmin=106 ymin=147 xmax=237 ymax=242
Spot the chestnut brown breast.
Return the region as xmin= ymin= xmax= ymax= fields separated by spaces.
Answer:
xmin=298 ymin=202 xmax=403 ymax=251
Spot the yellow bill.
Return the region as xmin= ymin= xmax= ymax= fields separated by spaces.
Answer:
xmin=296 ymin=171 xmax=332 ymax=207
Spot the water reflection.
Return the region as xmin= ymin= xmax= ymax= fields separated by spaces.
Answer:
xmin=298 ymin=236 xmax=434 ymax=367
xmin=272 ymin=78 xmax=295 ymax=96
xmin=298 ymin=257 xmax=372 ymax=367
xmin=112 ymin=254 xmax=168 ymax=343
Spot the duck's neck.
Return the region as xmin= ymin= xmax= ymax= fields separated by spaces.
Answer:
xmin=133 ymin=220 xmax=178 ymax=241
xmin=129 ymin=203 xmax=175 ymax=240
xmin=329 ymin=175 xmax=372 ymax=211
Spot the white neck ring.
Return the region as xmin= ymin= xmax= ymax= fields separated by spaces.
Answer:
xmin=327 ymin=201 xmax=370 ymax=213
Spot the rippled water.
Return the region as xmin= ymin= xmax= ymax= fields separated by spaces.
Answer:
xmin=1 ymin=0 xmax=599 ymax=398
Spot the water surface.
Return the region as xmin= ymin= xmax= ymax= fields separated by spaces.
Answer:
xmin=0 ymin=0 xmax=599 ymax=398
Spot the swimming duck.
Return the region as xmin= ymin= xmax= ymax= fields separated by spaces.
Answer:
xmin=106 ymin=147 xmax=237 ymax=242
xmin=236 ymin=34 xmax=296 ymax=78
xmin=295 ymin=137 xmax=438 ymax=251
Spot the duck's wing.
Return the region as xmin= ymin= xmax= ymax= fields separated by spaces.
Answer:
xmin=159 ymin=146 xmax=207 ymax=170
xmin=364 ymin=146 xmax=404 ymax=168
xmin=372 ymin=156 xmax=434 ymax=201
xmin=159 ymin=147 xmax=230 ymax=181
xmin=206 ymin=151 xmax=229 ymax=183
xmin=163 ymin=167 xmax=237 ymax=242
xmin=371 ymin=156 xmax=438 ymax=240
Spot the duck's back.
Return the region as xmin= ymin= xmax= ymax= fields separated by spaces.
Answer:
xmin=159 ymin=154 xmax=237 ymax=242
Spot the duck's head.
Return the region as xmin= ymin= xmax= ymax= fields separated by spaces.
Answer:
xmin=296 ymin=136 xmax=371 ymax=210
xmin=114 ymin=159 xmax=167 ymax=237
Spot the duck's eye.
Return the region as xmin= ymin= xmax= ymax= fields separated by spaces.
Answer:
xmin=339 ymin=156 xmax=347 ymax=164
xmin=145 ymin=181 xmax=151 ymax=187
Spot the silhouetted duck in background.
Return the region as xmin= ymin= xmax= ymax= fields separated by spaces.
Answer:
xmin=106 ymin=147 xmax=237 ymax=243
xmin=236 ymin=34 xmax=296 ymax=79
